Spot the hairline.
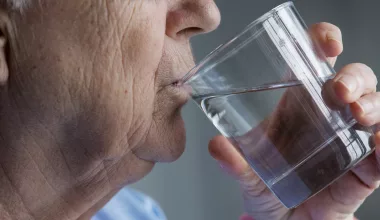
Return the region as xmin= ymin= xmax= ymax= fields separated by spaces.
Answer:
xmin=2 ymin=0 xmax=28 ymax=10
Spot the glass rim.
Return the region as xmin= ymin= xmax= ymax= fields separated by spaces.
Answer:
xmin=183 ymin=1 xmax=295 ymax=83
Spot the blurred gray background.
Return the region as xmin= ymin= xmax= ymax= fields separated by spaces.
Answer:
xmin=132 ymin=0 xmax=380 ymax=219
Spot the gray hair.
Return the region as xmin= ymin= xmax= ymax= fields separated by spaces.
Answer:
xmin=2 ymin=0 xmax=28 ymax=10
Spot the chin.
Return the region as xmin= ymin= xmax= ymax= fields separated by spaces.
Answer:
xmin=160 ymin=113 xmax=187 ymax=163
xmin=137 ymin=111 xmax=187 ymax=163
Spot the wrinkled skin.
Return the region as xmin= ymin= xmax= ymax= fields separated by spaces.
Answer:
xmin=0 ymin=1 xmax=220 ymax=219
xmin=0 ymin=1 xmax=378 ymax=220
xmin=210 ymin=23 xmax=380 ymax=220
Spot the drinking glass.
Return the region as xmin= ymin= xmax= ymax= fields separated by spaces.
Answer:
xmin=183 ymin=1 xmax=374 ymax=208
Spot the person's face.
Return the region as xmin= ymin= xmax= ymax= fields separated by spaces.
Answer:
xmin=5 ymin=0 xmax=220 ymax=164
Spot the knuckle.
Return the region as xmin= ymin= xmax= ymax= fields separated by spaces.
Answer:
xmin=238 ymin=170 xmax=267 ymax=197
xmin=354 ymin=106 xmax=375 ymax=126
xmin=241 ymin=180 xmax=267 ymax=198
xmin=239 ymin=168 xmax=260 ymax=184
xmin=334 ymin=25 xmax=342 ymax=36
xmin=355 ymin=63 xmax=374 ymax=76
xmin=357 ymin=64 xmax=377 ymax=90
xmin=374 ymin=93 xmax=380 ymax=106
xmin=341 ymin=63 xmax=377 ymax=89
xmin=340 ymin=63 xmax=359 ymax=75
xmin=357 ymin=63 xmax=375 ymax=76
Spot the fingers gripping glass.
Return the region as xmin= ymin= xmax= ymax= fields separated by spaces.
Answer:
xmin=183 ymin=2 xmax=374 ymax=208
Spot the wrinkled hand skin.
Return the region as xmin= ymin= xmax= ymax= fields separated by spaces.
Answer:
xmin=210 ymin=22 xmax=380 ymax=220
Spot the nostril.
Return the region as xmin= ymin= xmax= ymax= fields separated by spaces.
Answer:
xmin=177 ymin=27 xmax=203 ymax=37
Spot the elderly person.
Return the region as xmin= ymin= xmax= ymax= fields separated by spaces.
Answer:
xmin=0 ymin=0 xmax=379 ymax=220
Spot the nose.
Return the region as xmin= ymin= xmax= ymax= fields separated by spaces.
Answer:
xmin=166 ymin=0 xmax=221 ymax=40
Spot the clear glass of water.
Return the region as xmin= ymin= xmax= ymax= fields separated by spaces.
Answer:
xmin=183 ymin=1 xmax=374 ymax=208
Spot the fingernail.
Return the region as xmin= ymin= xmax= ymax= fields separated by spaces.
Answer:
xmin=327 ymin=31 xmax=342 ymax=45
xmin=355 ymin=99 xmax=373 ymax=115
xmin=335 ymin=75 xmax=357 ymax=93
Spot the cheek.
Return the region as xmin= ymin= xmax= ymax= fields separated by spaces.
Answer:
xmin=120 ymin=3 xmax=167 ymax=114
xmin=122 ymin=2 xmax=167 ymax=84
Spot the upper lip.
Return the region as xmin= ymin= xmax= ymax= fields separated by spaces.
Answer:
xmin=168 ymin=72 xmax=189 ymax=87
xmin=170 ymin=79 xmax=183 ymax=87
xmin=158 ymin=74 xmax=187 ymax=93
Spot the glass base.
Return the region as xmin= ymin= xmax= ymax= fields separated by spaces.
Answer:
xmin=269 ymin=127 xmax=374 ymax=208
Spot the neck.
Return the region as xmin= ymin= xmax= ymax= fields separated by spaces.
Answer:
xmin=0 ymin=92 xmax=154 ymax=220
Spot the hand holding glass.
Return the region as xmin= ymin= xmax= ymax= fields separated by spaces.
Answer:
xmin=183 ymin=2 xmax=374 ymax=208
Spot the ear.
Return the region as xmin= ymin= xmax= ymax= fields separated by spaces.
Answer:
xmin=0 ymin=10 xmax=10 ymax=86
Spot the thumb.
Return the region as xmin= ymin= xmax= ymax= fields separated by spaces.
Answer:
xmin=208 ymin=135 xmax=270 ymax=195
xmin=209 ymin=136 xmax=289 ymax=220
xmin=209 ymin=135 xmax=252 ymax=178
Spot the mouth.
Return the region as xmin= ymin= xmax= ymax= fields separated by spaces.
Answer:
xmin=170 ymin=78 xmax=192 ymax=93
xmin=170 ymin=79 xmax=184 ymax=87
xmin=165 ymin=78 xmax=192 ymax=106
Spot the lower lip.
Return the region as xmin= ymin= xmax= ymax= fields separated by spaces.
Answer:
xmin=172 ymin=82 xmax=192 ymax=94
